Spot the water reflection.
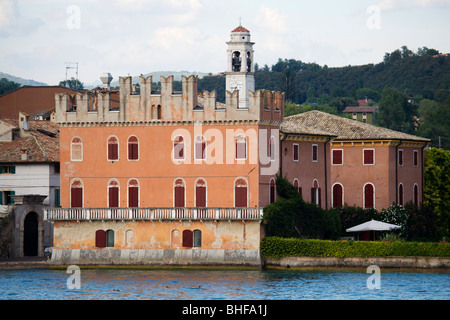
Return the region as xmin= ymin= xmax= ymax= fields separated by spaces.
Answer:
xmin=0 ymin=268 xmax=448 ymax=300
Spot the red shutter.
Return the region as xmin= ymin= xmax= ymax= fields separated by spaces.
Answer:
xmin=175 ymin=186 xmax=185 ymax=207
xmin=182 ymin=230 xmax=193 ymax=247
xmin=196 ymin=186 xmax=206 ymax=207
xmin=318 ymin=188 xmax=322 ymax=207
xmin=413 ymin=151 xmax=418 ymax=166
xmin=95 ymin=230 xmax=106 ymax=248
xmin=398 ymin=184 xmax=404 ymax=206
xmin=71 ymin=187 xmax=82 ymax=208
xmin=364 ymin=150 xmax=374 ymax=165
xmin=414 ymin=185 xmax=419 ymax=206
xmin=129 ymin=186 xmax=139 ymax=207
xmin=312 ymin=145 xmax=318 ymax=161
xmin=333 ymin=150 xmax=342 ymax=165
xmin=109 ymin=187 xmax=119 ymax=208
xmin=364 ymin=184 xmax=374 ymax=208
xmin=333 ymin=184 xmax=343 ymax=208
xmin=270 ymin=181 xmax=275 ymax=204
xmin=293 ymin=144 xmax=299 ymax=161
xmin=234 ymin=186 xmax=247 ymax=207
xmin=398 ymin=150 xmax=403 ymax=166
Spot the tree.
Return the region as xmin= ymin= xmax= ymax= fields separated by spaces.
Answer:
xmin=59 ymin=79 xmax=84 ymax=90
xmin=423 ymin=148 xmax=450 ymax=238
xmin=417 ymin=98 xmax=450 ymax=148
xmin=375 ymin=87 xmax=416 ymax=133
xmin=0 ymin=78 xmax=21 ymax=95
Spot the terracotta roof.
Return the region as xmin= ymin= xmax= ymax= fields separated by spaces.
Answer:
xmin=0 ymin=119 xmax=59 ymax=163
xmin=232 ymin=25 xmax=250 ymax=33
xmin=343 ymin=106 xmax=378 ymax=113
xmin=282 ymin=110 xmax=430 ymax=142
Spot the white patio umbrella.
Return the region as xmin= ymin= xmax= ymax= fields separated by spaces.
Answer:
xmin=346 ymin=219 xmax=401 ymax=232
xmin=346 ymin=219 xmax=401 ymax=240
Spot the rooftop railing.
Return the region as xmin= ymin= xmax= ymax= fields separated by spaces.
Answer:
xmin=44 ymin=207 xmax=263 ymax=222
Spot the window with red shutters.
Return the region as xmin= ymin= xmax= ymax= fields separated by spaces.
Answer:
xmin=128 ymin=179 xmax=139 ymax=207
xmin=107 ymin=136 xmax=119 ymax=160
xmin=235 ymin=135 xmax=247 ymax=160
xmin=413 ymin=150 xmax=418 ymax=167
xmin=128 ymin=136 xmax=139 ymax=160
xmin=293 ymin=144 xmax=299 ymax=162
xmin=173 ymin=135 xmax=185 ymax=160
xmin=182 ymin=230 xmax=193 ymax=248
xmin=195 ymin=136 xmax=206 ymax=160
xmin=174 ymin=179 xmax=185 ymax=207
xmin=95 ymin=230 xmax=106 ymax=248
xmin=363 ymin=149 xmax=374 ymax=165
xmin=269 ymin=179 xmax=276 ymax=204
xmin=332 ymin=184 xmax=343 ymax=208
xmin=70 ymin=179 xmax=83 ymax=208
xmin=332 ymin=149 xmax=343 ymax=165
xmin=364 ymin=183 xmax=374 ymax=208
xmin=195 ymin=179 xmax=206 ymax=208
xmin=312 ymin=144 xmax=318 ymax=162
xmin=398 ymin=149 xmax=403 ymax=166
xmin=234 ymin=178 xmax=248 ymax=207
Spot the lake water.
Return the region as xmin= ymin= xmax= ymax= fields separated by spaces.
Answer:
xmin=0 ymin=267 xmax=449 ymax=300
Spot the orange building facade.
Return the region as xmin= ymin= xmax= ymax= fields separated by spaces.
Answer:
xmin=47 ymin=26 xmax=286 ymax=266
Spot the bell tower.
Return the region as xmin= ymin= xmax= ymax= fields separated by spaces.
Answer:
xmin=226 ymin=25 xmax=255 ymax=109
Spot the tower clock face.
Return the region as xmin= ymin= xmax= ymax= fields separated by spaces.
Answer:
xmin=230 ymin=81 xmax=242 ymax=92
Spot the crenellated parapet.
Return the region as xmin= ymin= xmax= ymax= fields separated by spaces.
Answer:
xmin=55 ymin=74 xmax=284 ymax=124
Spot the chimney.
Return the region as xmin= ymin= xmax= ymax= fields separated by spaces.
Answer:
xmin=21 ymin=148 xmax=30 ymax=160
xmin=19 ymin=111 xmax=30 ymax=136
xmin=100 ymin=72 xmax=113 ymax=90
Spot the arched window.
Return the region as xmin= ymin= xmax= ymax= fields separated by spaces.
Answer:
xmin=195 ymin=178 xmax=206 ymax=208
xmin=95 ymin=229 xmax=114 ymax=248
xmin=364 ymin=183 xmax=375 ymax=209
xmin=413 ymin=184 xmax=419 ymax=207
xmin=234 ymin=178 xmax=248 ymax=207
xmin=128 ymin=136 xmax=139 ymax=160
xmin=71 ymin=137 xmax=83 ymax=161
xmin=195 ymin=135 xmax=206 ymax=160
xmin=128 ymin=179 xmax=139 ymax=207
xmin=173 ymin=135 xmax=185 ymax=160
xmin=174 ymin=178 xmax=185 ymax=208
xmin=232 ymin=51 xmax=241 ymax=72
xmin=193 ymin=229 xmax=202 ymax=248
xmin=269 ymin=178 xmax=276 ymax=204
xmin=311 ymin=179 xmax=321 ymax=206
xmin=398 ymin=183 xmax=404 ymax=206
xmin=157 ymin=105 xmax=162 ymax=120
xmin=107 ymin=136 xmax=119 ymax=160
xmin=108 ymin=179 xmax=119 ymax=208
xmin=182 ymin=230 xmax=193 ymax=247
xmin=235 ymin=135 xmax=247 ymax=160
xmin=293 ymin=178 xmax=302 ymax=198
xmin=125 ymin=229 xmax=135 ymax=247
xmin=332 ymin=183 xmax=344 ymax=208
xmin=70 ymin=179 xmax=83 ymax=208
xmin=106 ymin=229 xmax=114 ymax=247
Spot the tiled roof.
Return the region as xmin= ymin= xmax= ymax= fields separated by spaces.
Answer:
xmin=232 ymin=25 xmax=250 ymax=33
xmin=343 ymin=106 xmax=378 ymax=113
xmin=0 ymin=119 xmax=59 ymax=163
xmin=282 ymin=110 xmax=430 ymax=142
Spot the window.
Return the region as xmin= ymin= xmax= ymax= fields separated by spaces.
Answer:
xmin=364 ymin=183 xmax=375 ymax=209
xmin=293 ymin=179 xmax=302 ymax=198
xmin=128 ymin=179 xmax=139 ymax=207
xmin=235 ymin=135 xmax=247 ymax=160
xmin=413 ymin=184 xmax=419 ymax=207
xmin=398 ymin=149 xmax=403 ymax=166
xmin=311 ymin=179 xmax=321 ymax=206
xmin=174 ymin=178 xmax=185 ymax=207
xmin=108 ymin=179 xmax=119 ymax=208
xmin=54 ymin=188 xmax=60 ymax=207
xmin=182 ymin=229 xmax=202 ymax=248
xmin=234 ymin=178 xmax=248 ymax=207
xmin=0 ymin=165 xmax=16 ymax=174
xmin=107 ymin=136 xmax=119 ymax=161
xmin=312 ymin=144 xmax=318 ymax=162
xmin=332 ymin=149 xmax=343 ymax=165
xmin=173 ymin=135 xmax=185 ymax=160
xmin=269 ymin=136 xmax=276 ymax=161
xmin=71 ymin=137 xmax=83 ymax=161
xmin=363 ymin=149 xmax=374 ymax=165
xmin=0 ymin=191 xmax=15 ymax=205
xmin=95 ymin=229 xmax=114 ymax=248
xmin=70 ymin=179 xmax=83 ymax=208
xmin=195 ymin=135 xmax=206 ymax=160
xmin=195 ymin=178 xmax=207 ymax=208
xmin=128 ymin=136 xmax=139 ymax=160
xmin=293 ymin=144 xmax=299 ymax=162
xmin=332 ymin=183 xmax=343 ymax=208
xmin=157 ymin=105 xmax=162 ymax=120
xmin=398 ymin=183 xmax=404 ymax=206
xmin=193 ymin=229 xmax=202 ymax=248
xmin=413 ymin=150 xmax=419 ymax=167
xmin=269 ymin=178 xmax=276 ymax=204
xmin=182 ymin=230 xmax=193 ymax=247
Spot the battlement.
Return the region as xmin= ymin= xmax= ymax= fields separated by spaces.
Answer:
xmin=55 ymin=74 xmax=284 ymax=124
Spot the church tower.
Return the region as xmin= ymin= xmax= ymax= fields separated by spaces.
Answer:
xmin=226 ymin=25 xmax=255 ymax=109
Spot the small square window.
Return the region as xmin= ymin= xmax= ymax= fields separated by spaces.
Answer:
xmin=312 ymin=144 xmax=318 ymax=162
xmin=293 ymin=144 xmax=299 ymax=162
xmin=363 ymin=149 xmax=374 ymax=165
xmin=332 ymin=149 xmax=343 ymax=165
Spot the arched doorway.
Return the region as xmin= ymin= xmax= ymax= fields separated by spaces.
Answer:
xmin=23 ymin=212 xmax=38 ymax=256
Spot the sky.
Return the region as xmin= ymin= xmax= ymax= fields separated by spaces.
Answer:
xmin=0 ymin=0 xmax=449 ymax=86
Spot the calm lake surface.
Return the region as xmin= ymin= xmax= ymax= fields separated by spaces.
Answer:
xmin=0 ymin=267 xmax=449 ymax=300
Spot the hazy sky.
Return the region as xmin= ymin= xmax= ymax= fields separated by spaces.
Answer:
xmin=1 ymin=0 xmax=449 ymax=85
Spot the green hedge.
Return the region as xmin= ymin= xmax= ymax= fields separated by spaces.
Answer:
xmin=261 ymin=237 xmax=450 ymax=259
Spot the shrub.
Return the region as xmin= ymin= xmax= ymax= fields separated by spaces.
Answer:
xmin=261 ymin=237 xmax=450 ymax=259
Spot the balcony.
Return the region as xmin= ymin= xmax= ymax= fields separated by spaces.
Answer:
xmin=44 ymin=207 xmax=263 ymax=222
